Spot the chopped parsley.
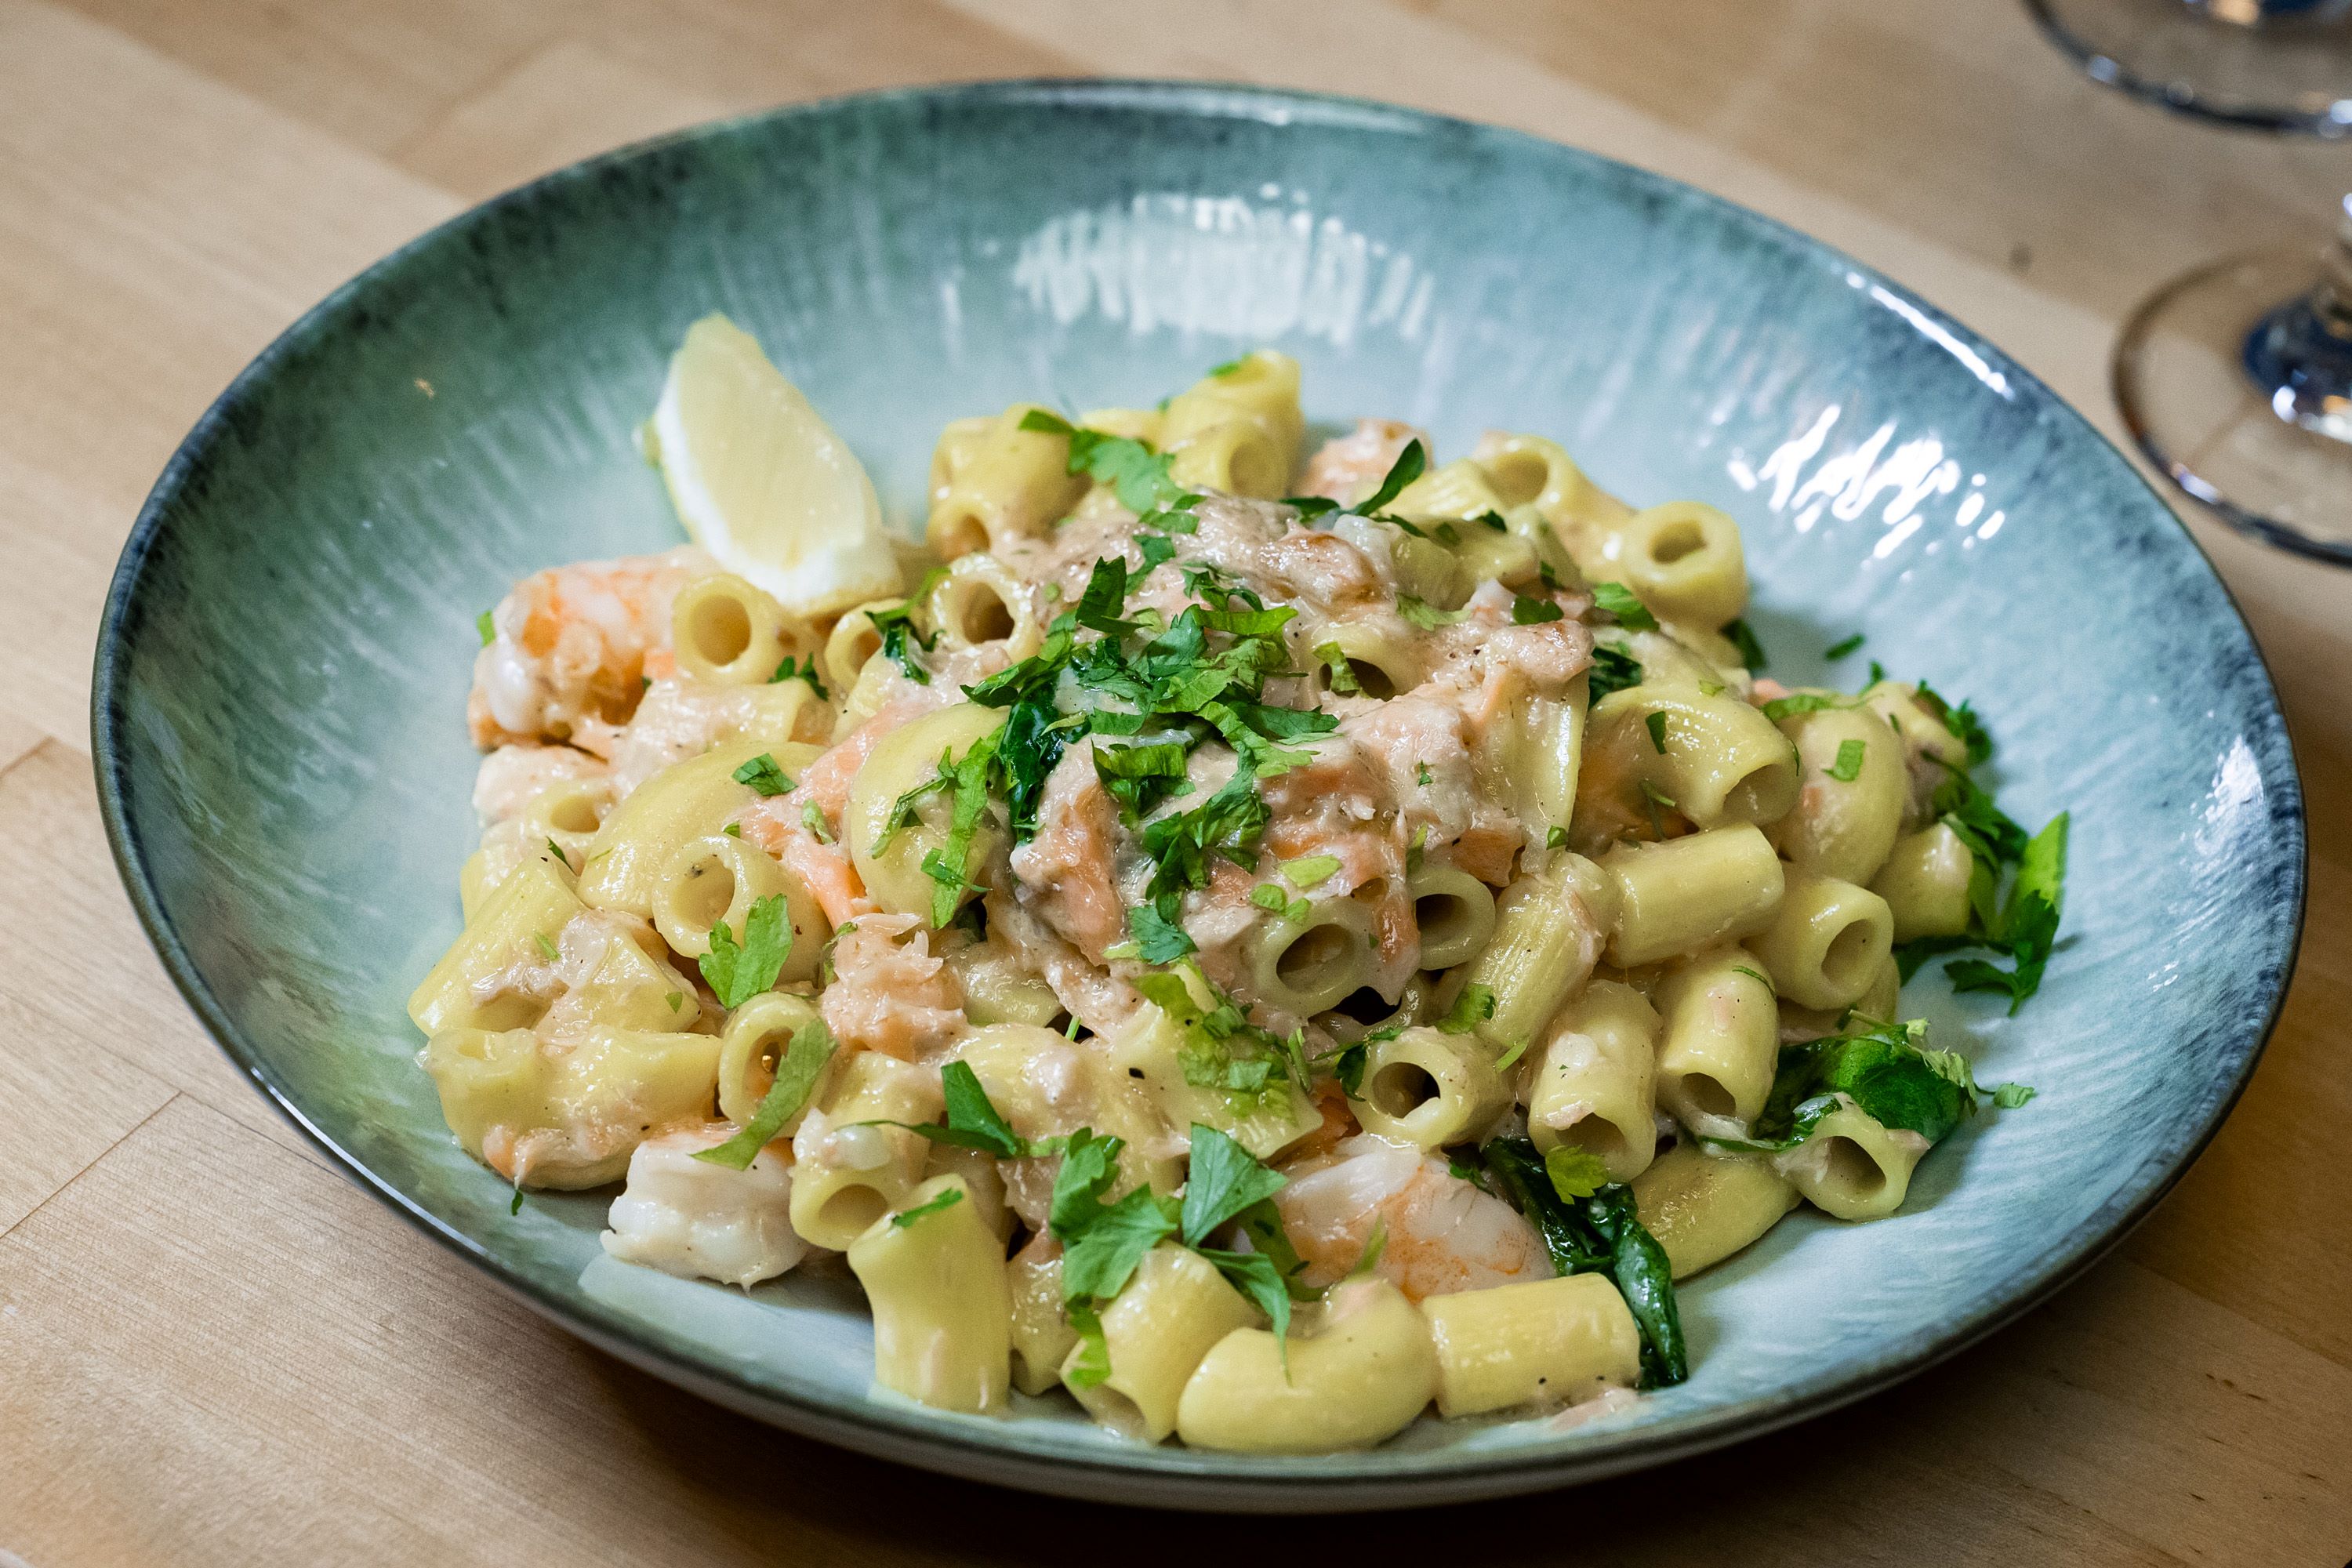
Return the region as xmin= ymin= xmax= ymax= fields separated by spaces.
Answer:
xmin=476 ymin=610 xmax=495 ymax=646
xmin=770 ymin=652 xmax=830 ymax=700
xmin=1546 ymin=826 xmax=1569 ymax=851
xmin=1019 ymin=409 xmax=1198 ymax=516
xmin=1250 ymin=881 xmax=1311 ymax=924
xmin=1645 ymin=711 xmax=1668 ymax=754
xmin=1417 ymin=760 xmax=1432 ymax=789
xmin=532 ymin=931 xmax=561 ymax=963
xmin=1827 ymin=739 xmax=1867 ymax=782
xmin=1280 ymin=854 xmax=1341 ymax=889
xmin=891 ymin=1187 xmax=966 ymax=1228
xmin=1544 ymin=1145 xmax=1610 ymax=1201
xmin=1313 ymin=641 xmax=1362 ymax=695
xmin=1512 ymin=594 xmax=1564 ymax=625
xmin=1590 ymin=581 xmax=1658 ymax=632
xmin=1698 ymin=1018 xmax=2028 ymax=1156
xmin=1125 ymin=898 xmax=1198 ymax=964
xmin=732 ymin=753 xmax=793 ymax=797
xmin=543 ymin=837 xmax=571 ymax=870
xmin=1436 ymin=981 xmax=1497 ymax=1035
xmin=1588 ymin=642 xmax=1644 ymax=702
xmin=1886 ymin=690 xmax=2068 ymax=1014
xmin=884 ymin=1060 xmax=1048 ymax=1160
xmin=1824 ymin=632 xmax=1866 ymax=660
xmin=800 ymin=801 xmax=833 ymax=844
xmin=1206 ymin=355 xmax=1248 ymax=378
xmin=1759 ymin=691 xmax=1852 ymax=723
xmin=1915 ymin=681 xmax=1994 ymax=768
xmin=1134 ymin=963 xmax=1299 ymax=1106
xmin=695 ymin=1019 xmax=837 ymax=1169
xmin=863 ymin=589 xmax=941 ymax=686
xmin=1724 ymin=617 xmax=1768 ymax=670
xmin=1397 ymin=593 xmax=1468 ymax=630
xmin=1354 ymin=439 xmax=1428 ymax=518
xmin=698 ymin=893 xmax=792 ymax=1008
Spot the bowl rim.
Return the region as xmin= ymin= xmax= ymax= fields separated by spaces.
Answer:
xmin=89 ymin=75 xmax=2307 ymax=1508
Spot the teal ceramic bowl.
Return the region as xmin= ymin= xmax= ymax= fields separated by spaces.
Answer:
xmin=94 ymin=81 xmax=2303 ymax=1510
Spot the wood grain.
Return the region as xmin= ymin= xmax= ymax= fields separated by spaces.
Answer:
xmin=2 ymin=0 xmax=2346 ymax=1560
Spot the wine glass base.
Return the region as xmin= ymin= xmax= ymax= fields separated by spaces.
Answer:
xmin=2026 ymin=0 xmax=2352 ymax=134
xmin=2116 ymin=249 xmax=2352 ymax=564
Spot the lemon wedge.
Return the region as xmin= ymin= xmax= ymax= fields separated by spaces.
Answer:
xmin=648 ymin=314 xmax=904 ymax=617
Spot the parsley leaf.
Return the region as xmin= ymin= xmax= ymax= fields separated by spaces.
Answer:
xmin=1915 ymin=681 xmax=1994 ymax=767
xmin=1590 ymin=581 xmax=1658 ymax=632
xmin=1207 ymin=355 xmax=1247 ymax=378
xmin=1093 ymin=740 xmax=1192 ymax=828
xmin=1354 ymin=439 xmax=1428 ymax=517
xmin=698 ymin=893 xmax=792 ymax=1008
xmin=1021 ymin=409 xmax=1198 ymax=515
xmin=476 ymin=610 xmax=495 ymax=646
xmin=1134 ymin=964 xmax=1292 ymax=1104
xmin=732 ymin=753 xmax=793 ymax=797
xmin=1944 ymin=811 xmax=2069 ymax=1013
xmin=1127 ymin=899 xmax=1197 ymax=964
xmin=1824 ymin=632 xmax=1866 ymax=660
xmin=695 ymin=1020 xmax=837 ymax=1169
xmin=1512 ymin=594 xmax=1564 ymax=625
xmin=1062 ymin=1185 xmax=1180 ymax=1301
xmin=1436 ymin=982 xmax=1496 ymax=1034
xmin=1280 ymin=854 xmax=1341 ymax=889
xmin=1588 ymin=642 xmax=1644 ymax=702
xmin=1178 ymin=1124 xmax=1288 ymax=1246
xmin=1725 ymin=617 xmax=1768 ymax=670
xmin=1063 ymin=1300 xmax=1112 ymax=1388
xmin=1312 ymin=641 xmax=1361 ymax=695
xmin=1828 ymin=739 xmax=1866 ymax=782
xmin=864 ymin=593 xmax=939 ymax=685
xmin=544 ymin=837 xmax=571 ymax=870
xmin=1397 ymin=594 xmax=1468 ymax=630
xmin=1546 ymin=825 xmax=1569 ymax=851
xmin=1991 ymin=1082 xmax=2038 ymax=1109
xmin=895 ymin=1060 xmax=1036 ymax=1160
xmin=800 ymin=801 xmax=833 ymax=844
xmin=891 ymin=1187 xmax=965 ymax=1228
xmin=1646 ymin=710 xmax=1668 ymax=754
xmin=770 ymin=653 xmax=830 ymax=700
xmin=1195 ymin=1244 xmax=1295 ymax=1346
xmin=1544 ymin=1145 xmax=1610 ymax=1201
xmin=1759 ymin=691 xmax=1850 ymax=723
xmin=1250 ymin=882 xmax=1309 ymax=924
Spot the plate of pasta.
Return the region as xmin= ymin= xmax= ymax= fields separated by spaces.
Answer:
xmin=96 ymin=82 xmax=2303 ymax=1508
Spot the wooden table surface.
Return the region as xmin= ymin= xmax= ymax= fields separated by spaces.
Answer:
xmin=2 ymin=1 xmax=2347 ymax=1562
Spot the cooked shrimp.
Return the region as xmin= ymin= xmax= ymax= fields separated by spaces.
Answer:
xmin=600 ymin=1124 xmax=807 ymax=1288
xmin=1273 ymin=1134 xmax=1546 ymax=1301
xmin=819 ymin=912 xmax=966 ymax=1062
xmin=469 ymin=546 xmax=715 ymax=750
xmin=472 ymin=742 xmax=608 ymax=824
xmin=1300 ymin=419 xmax=1429 ymax=506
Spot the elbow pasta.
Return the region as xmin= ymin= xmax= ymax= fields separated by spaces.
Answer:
xmin=417 ymin=336 xmax=2055 ymax=1452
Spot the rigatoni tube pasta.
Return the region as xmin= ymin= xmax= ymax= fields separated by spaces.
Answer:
xmin=848 ymin=1174 xmax=1014 ymax=1414
xmin=418 ymin=332 xmax=2060 ymax=1450
xmin=1175 ymin=1279 xmax=1437 ymax=1453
